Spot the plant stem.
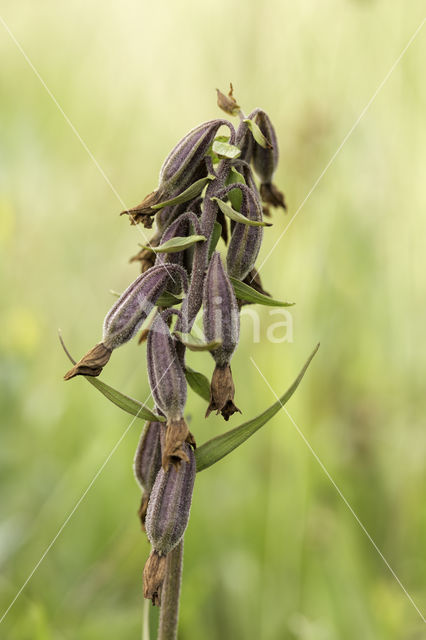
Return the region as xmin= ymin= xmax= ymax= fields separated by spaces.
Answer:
xmin=157 ymin=540 xmax=184 ymax=640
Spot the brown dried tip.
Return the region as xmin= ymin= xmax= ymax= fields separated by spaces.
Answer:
xmin=138 ymin=491 xmax=150 ymax=531
xmin=63 ymin=342 xmax=111 ymax=380
xmin=130 ymin=242 xmax=158 ymax=274
xmin=216 ymin=83 xmax=240 ymax=117
xmin=143 ymin=549 xmax=167 ymax=606
xmin=206 ymin=364 xmax=241 ymax=421
xmin=260 ymin=182 xmax=287 ymax=211
xmin=120 ymin=190 xmax=163 ymax=227
xmin=162 ymin=418 xmax=196 ymax=470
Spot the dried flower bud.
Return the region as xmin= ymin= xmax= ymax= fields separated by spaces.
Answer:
xmin=251 ymin=110 xmax=287 ymax=211
xmin=63 ymin=342 xmax=111 ymax=380
xmin=225 ymin=184 xmax=264 ymax=281
xmin=216 ymin=83 xmax=240 ymax=116
xmin=260 ymin=182 xmax=286 ymax=210
xmin=145 ymin=444 xmax=196 ymax=555
xmin=206 ymin=363 xmax=240 ymax=421
xmin=103 ymin=264 xmax=187 ymax=351
xmin=203 ymin=252 xmax=240 ymax=366
xmin=134 ymin=421 xmax=163 ymax=528
xmin=143 ymin=549 xmax=167 ymax=606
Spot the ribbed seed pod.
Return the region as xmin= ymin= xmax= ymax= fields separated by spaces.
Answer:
xmin=64 ymin=264 xmax=187 ymax=380
xmin=203 ymin=252 xmax=240 ymax=420
xmin=145 ymin=444 xmax=196 ymax=555
xmin=251 ymin=110 xmax=286 ymax=210
xmin=134 ymin=421 xmax=164 ymax=528
xmin=147 ymin=311 xmax=195 ymax=468
xmin=225 ymin=184 xmax=264 ymax=281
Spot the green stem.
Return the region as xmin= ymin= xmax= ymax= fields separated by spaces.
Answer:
xmin=157 ymin=541 xmax=184 ymax=640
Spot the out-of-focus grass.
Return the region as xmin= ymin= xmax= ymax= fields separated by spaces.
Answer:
xmin=0 ymin=1 xmax=425 ymax=638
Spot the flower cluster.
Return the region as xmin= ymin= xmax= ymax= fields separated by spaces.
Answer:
xmin=64 ymin=86 xmax=286 ymax=607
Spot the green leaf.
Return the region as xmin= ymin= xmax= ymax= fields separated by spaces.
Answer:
xmin=156 ymin=291 xmax=185 ymax=307
xmin=230 ymin=277 xmax=295 ymax=307
xmin=142 ymin=234 xmax=206 ymax=254
xmin=243 ymin=118 xmax=272 ymax=149
xmin=174 ymin=331 xmax=222 ymax=352
xmin=211 ymin=197 xmax=272 ymax=227
xmin=59 ymin=334 xmax=165 ymax=423
xmin=226 ymin=167 xmax=245 ymax=210
xmin=212 ymin=140 xmax=241 ymax=159
xmin=208 ymin=221 xmax=222 ymax=259
xmin=151 ymin=175 xmax=215 ymax=210
xmin=195 ymin=344 xmax=319 ymax=472
xmin=185 ymin=366 xmax=211 ymax=402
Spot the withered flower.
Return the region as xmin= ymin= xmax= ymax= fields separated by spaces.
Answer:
xmin=206 ymin=363 xmax=240 ymax=421
xmin=63 ymin=342 xmax=111 ymax=380
xmin=143 ymin=549 xmax=167 ymax=606
xmin=130 ymin=233 xmax=160 ymax=273
xmin=260 ymin=182 xmax=287 ymax=210
xmin=216 ymin=83 xmax=240 ymax=117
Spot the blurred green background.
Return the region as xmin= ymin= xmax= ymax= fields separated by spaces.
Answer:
xmin=0 ymin=1 xmax=425 ymax=638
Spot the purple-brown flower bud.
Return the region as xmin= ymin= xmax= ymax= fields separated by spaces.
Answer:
xmin=103 ymin=264 xmax=187 ymax=351
xmin=159 ymin=119 xmax=231 ymax=190
xmin=203 ymin=252 xmax=240 ymax=366
xmin=147 ymin=312 xmax=195 ymax=468
xmin=143 ymin=549 xmax=167 ymax=606
xmin=134 ymin=421 xmax=163 ymax=529
xmin=225 ymin=184 xmax=264 ymax=281
xmin=251 ymin=110 xmax=286 ymax=210
xmin=64 ymin=264 xmax=187 ymax=380
xmin=145 ymin=444 xmax=196 ymax=555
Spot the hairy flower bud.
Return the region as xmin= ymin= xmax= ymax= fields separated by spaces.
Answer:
xmin=103 ymin=264 xmax=187 ymax=350
xmin=147 ymin=311 xmax=195 ymax=468
xmin=203 ymin=252 xmax=240 ymax=365
xmin=143 ymin=549 xmax=167 ymax=606
xmin=134 ymin=421 xmax=163 ymax=528
xmin=225 ymin=184 xmax=264 ymax=281
xmin=145 ymin=444 xmax=196 ymax=555
xmin=64 ymin=264 xmax=187 ymax=380
xmin=159 ymin=120 xmax=231 ymax=189
xmin=203 ymin=252 xmax=240 ymax=420
xmin=251 ymin=110 xmax=286 ymax=210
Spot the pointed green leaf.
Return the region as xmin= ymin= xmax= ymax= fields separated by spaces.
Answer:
xmin=59 ymin=334 xmax=165 ymax=423
xmin=151 ymin=175 xmax=215 ymax=210
xmin=212 ymin=140 xmax=241 ymax=159
xmin=208 ymin=221 xmax=222 ymax=259
xmin=185 ymin=366 xmax=211 ymax=403
xmin=226 ymin=168 xmax=245 ymax=210
xmin=230 ymin=277 xmax=295 ymax=307
xmin=174 ymin=331 xmax=222 ymax=352
xmin=156 ymin=290 xmax=185 ymax=307
xmin=195 ymin=344 xmax=319 ymax=471
xmin=211 ymin=197 xmax=272 ymax=227
xmin=142 ymin=234 xmax=206 ymax=254
xmin=243 ymin=118 xmax=272 ymax=149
